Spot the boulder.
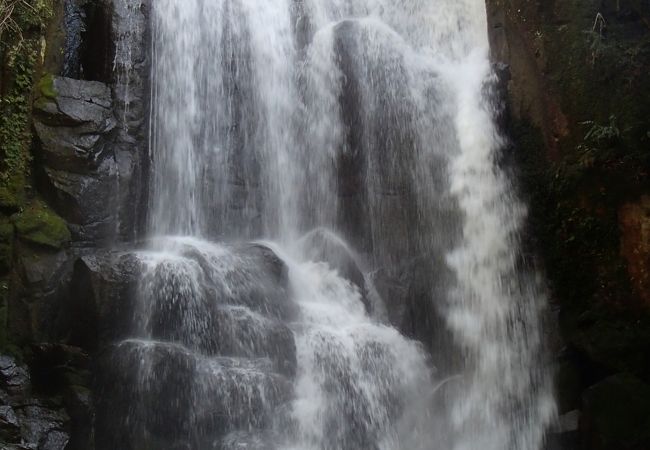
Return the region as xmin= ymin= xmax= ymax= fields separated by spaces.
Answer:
xmin=581 ymin=373 xmax=650 ymax=450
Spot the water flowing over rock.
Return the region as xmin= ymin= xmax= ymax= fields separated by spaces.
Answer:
xmin=83 ymin=0 xmax=557 ymax=449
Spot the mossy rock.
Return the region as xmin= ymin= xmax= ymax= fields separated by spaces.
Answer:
xmin=37 ymin=73 xmax=58 ymax=99
xmin=12 ymin=201 xmax=70 ymax=249
xmin=0 ymin=171 xmax=27 ymax=214
xmin=0 ymin=187 xmax=23 ymax=213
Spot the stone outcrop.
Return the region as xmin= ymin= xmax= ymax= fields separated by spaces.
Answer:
xmin=33 ymin=76 xmax=118 ymax=245
xmin=486 ymin=1 xmax=650 ymax=448
xmin=1 ymin=1 xmax=151 ymax=448
xmin=66 ymin=242 xmax=297 ymax=449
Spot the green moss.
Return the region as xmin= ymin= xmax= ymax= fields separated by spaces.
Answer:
xmin=12 ymin=201 xmax=70 ymax=249
xmin=1 ymin=0 xmax=54 ymax=213
xmin=37 ymin=73 xmax=57 ymax=99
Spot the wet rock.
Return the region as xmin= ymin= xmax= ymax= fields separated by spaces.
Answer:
xmin=547 ymin=409 xmax=581 ymax=450
xmin=0 ymin=404 xmax=21 ymax=442
xmin=34 ymin=76 xmax=115 ymax=172
xmin=14 ymin=249 xmax=74 ymax=344
xmin=15 ymin=402 xmax=70 ymax=450
xmin=61 ymin=0 xmax=86 ymax=79
xmin=42 ymin=159 xmax=119 ymax=245
xmin=105 ymin=0 xmax=151 ymax=241
xmin=95 ymin=341 xmax=291 ymax=450
xmin=370 ymin=254 xmax=458 ymax=372
xmin=33 ymin=76 xmax=119 ymax=245
xmin=0 ymin=355 xmax=30 ymax=397
xmin=299 ymin=228 xmax=370 ymax=311
xmin=66 ymin=251 xmax=142 ymax=350
xmin=0 ymin=355 xmax=71 ymax=450
xmin=217 ymin=431 xmax=279 ymax=450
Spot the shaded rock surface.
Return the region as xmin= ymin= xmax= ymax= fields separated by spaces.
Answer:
xmin=84 ymin=241 xmax=296 ymax=450
xmin=1 ymin=1 xmax=151 ymax=449
xmin=581 ymin=373 xmax=650 ymax=450
xmin=486 ymin=0 xmax=650 ymax=448
xmin=33 ymin=75 xmax=118 ymax=246
xmin=0 ymin=355 xmax=71 ymax=450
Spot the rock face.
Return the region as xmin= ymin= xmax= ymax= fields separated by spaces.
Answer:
xmin=33 ymin=76 xmax=118 ymax=245
xmin=0 ymin=354 xmax=72 ymax=450
xmin=68 ymin=241 xmax=297 ymax=449
xmin=1 ymin=0 xmax=151 ymax=449
xmin=486 ymin=1 xmax=650 ymax=448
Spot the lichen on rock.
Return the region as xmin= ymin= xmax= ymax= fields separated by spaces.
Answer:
xmin=12 ymin=201 xmax=71 ymax=249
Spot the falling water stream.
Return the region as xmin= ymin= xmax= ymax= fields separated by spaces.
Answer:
xmin=102 ymin=0 xmax=556 ymax=449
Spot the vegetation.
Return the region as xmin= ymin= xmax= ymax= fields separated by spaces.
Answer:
xmin=1 ymin=0 xmax=57 ymax=355
xmin=13 ymin=199 xmax=70 ymax=249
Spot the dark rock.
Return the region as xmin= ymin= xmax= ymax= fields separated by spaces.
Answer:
xmin=15 ymin=402 xmax=69 ymax=449
xmin=15 ymin=250 xmax=74 ymax=344
xmin=0 ymin=355 xmax=71 ymax=450
xmin=581 ymin=373 xmax=650 ymax=450
xmin=370 ymin=254 xmax=458 ymax=373
xmin=33 ymin=77 xmax=115 ymax=173
xmin=41 ymin=151 xmax=119 ymax=246
xmin=33 ymin=76 xmax=120 ymax=245
xmin=0 ymin=355 xmax=30 ymax=397
xmin=41 ymin=430 xmax=70 ymax=450
xmin=95 ymin=341 xmax=291 ymax=450
xmin=29 ymin=344 xmax=91 ymax=396
xmin=66 ymin=251 xmax=142 ymax=350
xmin=0 ymin=220 xmax=14 ymax=274
xmin=61 ymin=0 xmax=86 ymax=79
xmin=0 ymin=405 xmax=21 ymax=442
xmin=105 ymin=0 xmax=151 ymax=241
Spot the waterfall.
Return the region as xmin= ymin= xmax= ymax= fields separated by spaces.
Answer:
xmin=98 ymin=0 xmax=556 ymax=448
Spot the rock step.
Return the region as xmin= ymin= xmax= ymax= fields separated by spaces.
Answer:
xmin=95 ymin=339 xmax=292 ymax=450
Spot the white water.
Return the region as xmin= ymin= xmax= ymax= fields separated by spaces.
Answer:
xmin=120 ymin=0 xmax=558 ymax=448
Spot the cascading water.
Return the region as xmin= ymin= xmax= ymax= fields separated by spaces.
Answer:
xmin=98 ymin=0 xmax=556 ymax=449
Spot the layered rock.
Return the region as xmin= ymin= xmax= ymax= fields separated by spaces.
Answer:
xmin=62 ymin=240 xmax=297 ymax=449
xmin=33 ymin=75 xmax=118 ymax=245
